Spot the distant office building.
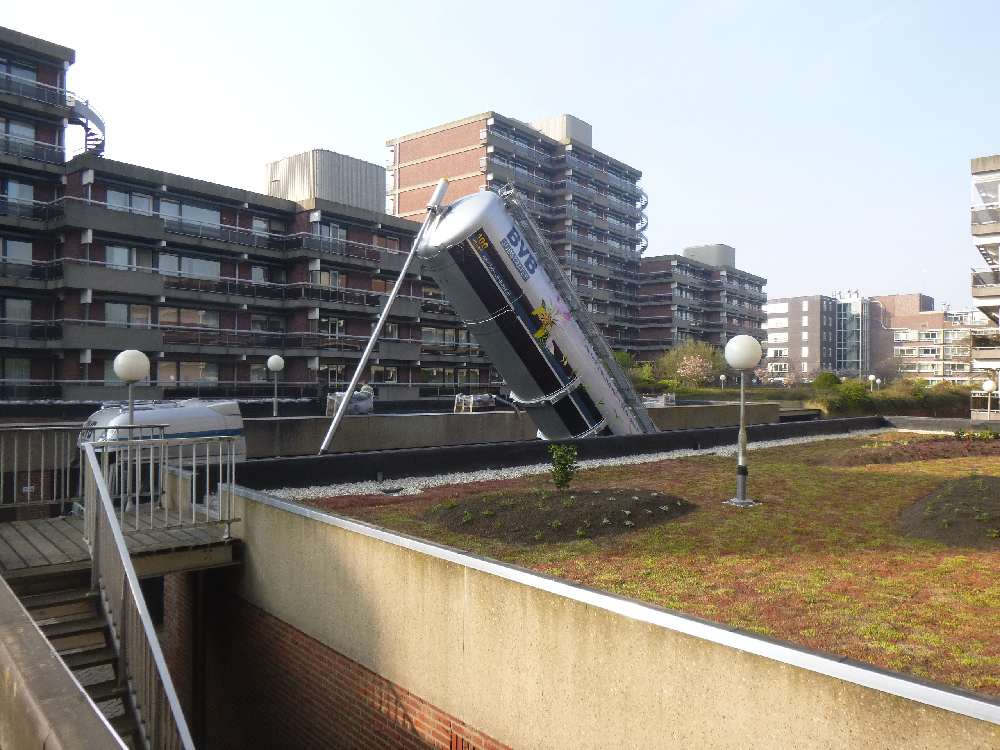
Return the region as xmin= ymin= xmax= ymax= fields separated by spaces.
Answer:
xmin=636 ymin=245 xmax=766 ymax=359
xmin=387 ymin=112 xmax=646 ymax=351
xmin=762 ymin=295 xmax=838 ymax=378
xmin=876 ymin=294 xmax=990 ymax=385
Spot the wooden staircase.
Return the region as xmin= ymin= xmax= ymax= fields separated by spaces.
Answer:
xmin=10 ymin=570 xmax=143 ymax=749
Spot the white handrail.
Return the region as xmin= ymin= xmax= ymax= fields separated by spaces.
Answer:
xmin=83 ymin=442 xmax=199 ymax=750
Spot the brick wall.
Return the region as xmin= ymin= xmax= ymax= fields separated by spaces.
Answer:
xmin=163 ymin=577 xmax=511 ymax=750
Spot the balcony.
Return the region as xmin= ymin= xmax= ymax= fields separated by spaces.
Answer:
xmin=0 ymin=71 xmax=72 ymax=108
xmin=972 ymin=203 xmax=1000 ymax=228
xmin=487 ymin=130 xmax=552 ymax=165
xmin=0 ymin=134 xmax=63 ymax=165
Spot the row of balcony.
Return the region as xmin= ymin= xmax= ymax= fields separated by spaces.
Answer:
xmin=0 ymin=70 xmax=74 ymax=109
xmin=0 ymin=317 xmax=487 ymax=358
xmin=0 ymin=133 xmax=64 ymax=165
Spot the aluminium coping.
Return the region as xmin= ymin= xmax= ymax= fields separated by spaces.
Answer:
xmin=235 ymin=485 xmax=1000 ymax=726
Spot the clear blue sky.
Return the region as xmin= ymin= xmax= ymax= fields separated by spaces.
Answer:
xmin=5 ymin=0 xmax=993 ymax=309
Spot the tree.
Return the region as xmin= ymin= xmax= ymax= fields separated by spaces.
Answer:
xmin=655 ymin=341 xmax=727 ymax=382
xmin=813 ymin=371 xmax=842 ymax=390
xmin=676 ymin=355 xmax=714 ymax=386
xmin=871 ymin=355 xmax=903 ymax=384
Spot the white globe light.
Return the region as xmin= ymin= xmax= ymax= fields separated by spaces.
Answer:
xmin=267 ymin=355 xmax=285 ymax=373
xmin=984 ymin=380 xmax=997 ymax=393
xmin=724 ymin=335 xmax=762 ymax=371
xmin=868 ymin=374 xmax=876 ymax=382
xmin=113 ymin=350 xmax=150 ymax=384
xmin=720 ymin=374 xmax=727 ymax=380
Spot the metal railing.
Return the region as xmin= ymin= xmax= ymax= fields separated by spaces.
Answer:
xmin=0 ymin=133 xmax=64 ymax=164
xmin=972 ymin=267 xmax=1000 ymax=288
xmin=0 ymin=425 xmax=86 ymax=512
xmin=83 ymin=441 xmax=199 ymax=750
xmin=972 ymin=204 xmax=1000 ymax=227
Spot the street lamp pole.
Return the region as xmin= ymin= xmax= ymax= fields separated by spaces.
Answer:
xmin=724 ymin=335 xmax=763 ymax=507
xmin=720 ymin=374 xmax=727 ymax=390
xmin=113 ymin=350 xmax=150 ymax=426
xmin=868 ymin=374 xmax=876 ymax=392
xmin=268 ymin=355 xmax=285 ymax=417
xmin=984 ymin=379 xmax=996 ymax=421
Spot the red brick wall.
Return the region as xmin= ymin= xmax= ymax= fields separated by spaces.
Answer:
xmin=397 ymin=119 xmax=487 ymax=164
xmin=398 ymin=150 xmax=483 ymax=189
xmin=161 ymin=581 xmax=511 ymax=750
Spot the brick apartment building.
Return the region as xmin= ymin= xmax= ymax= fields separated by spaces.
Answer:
xmin=0 ymin=27 xmax=496 ymax=403
xmin=635 ymin=244 xmax=766 ymax=360
xmin=387 ymin=112 xmax=647 ymax=352
xmin=764 ymin=291 xmax=988 ymax=384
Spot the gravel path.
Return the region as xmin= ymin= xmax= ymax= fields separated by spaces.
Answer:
xmin=271 ymin=428 xmax=893 ymax=502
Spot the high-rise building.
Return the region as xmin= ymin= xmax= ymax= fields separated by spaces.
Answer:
xmin=636 ymin=245 xmax=766 ymax=360
xmin=0 ymin=28 xmax=494 ymax=403
xmin=387 ymin=112 xmax=646 ymax=351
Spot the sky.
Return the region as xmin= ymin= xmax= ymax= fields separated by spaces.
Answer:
xmin=3 ymin=0 xmax=994 ymax=309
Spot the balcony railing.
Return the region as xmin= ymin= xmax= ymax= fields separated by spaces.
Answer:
xmin=972 ymin=204 xmax=1000 ymax=227
xmin=972 ymin=267 xmax=1000 ymax=288
xmin=487 ymin=130 xmax=552 ymax=164
xmin=0 ymin=70 xmax=72 ymax=107
xmin=0 ymin=133 xmax=63 ymax=164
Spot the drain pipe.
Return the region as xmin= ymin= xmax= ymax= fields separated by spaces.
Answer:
xmin=318 ymin=179 xmax=450 ymax=454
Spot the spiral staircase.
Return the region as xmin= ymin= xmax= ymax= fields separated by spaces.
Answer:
xmin=637 ymin=189 xmax=649 ymax=255
xmin=68 ymin=95 xmax=106 ymax=155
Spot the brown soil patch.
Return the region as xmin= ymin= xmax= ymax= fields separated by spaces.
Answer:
xmin=812 ymin=435 xmax=1000 ymax=467
xmin=417 ymin=488 xmax=695 ymax=546
xmin=898 ymin=475 xmax=1000 ymax=551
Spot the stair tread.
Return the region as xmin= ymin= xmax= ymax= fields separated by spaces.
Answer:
xmin=20 ymin=587 xmax=95 ymax=610
xmin=108 ymin=713 xmax=140 ymax=740
xmin=61 ymin=645 xmax=116 ymax=669
xmin=42 ymin=615 xmax=107 ymax=638
xmin=86 ymin=678 xmax=127 ymax=703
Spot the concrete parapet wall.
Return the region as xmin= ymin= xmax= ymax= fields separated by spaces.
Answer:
xmin=223 ymin=489 xmax=1000 ymax=749
xmin=647 ymin=402 xmax=780 ymax=431
xmin=0 ymin=579 xmax=123 ymax=750
xmin=244 ymin=412 xmax=537 ymax=458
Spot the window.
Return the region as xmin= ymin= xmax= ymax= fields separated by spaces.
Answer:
xmin=314 ymin=221 xmax=346 ymax=243
xmin=1 ymin=238 xmax=32 ymax=275
xmin=763 ymin=302 xmax=788 ymax=314
xmin=106 ymin=245 xmax=153 ymax=271
xmin=768 ymin=362 xmax=789 ymax=373
xmin=801 ymin=316 xmax=809 ymax=326
xmin=801 ymin=362 xmax=808 ymax=372
xmin=801 ymin=331 xmax=809 ymax=341
xmin=2 ymin=178 xmax=33 ymax=206
xmin=106 ymin=189 xmax=152 ymax=215
xmin=372 ymin=277 xmax=395 ymax=294
xmin=894 ymin=331 xmax=912 ymax=342
xmin=377 ymin=322 xmax=400 ymax=339
xmin=370 ymin=365 xmax=397 ymax=383
xmin=801 ymin=301 xmax=809 ymax=311
xmin=374 ymin=235 xmax=400 ymax=252
xmin=894 ymin=347 xmax=917 ymax=357
xmin=2 ymin=119 xmax=35 ymax=157
xmin=801 ymin=347 xmax=809 ymax=357
xmin=317 ymin=316 xmax=344 ymax=336
xmin=313 ymin=269 xmax=339 ymax=288
xmin=0 ymin=297 xmax=31 ymax=337
xmin=159 ymin=308 xmax=220 ymax=328
xmin=251 ymin=265 xmax=285 ymax=284
xmin=767 ymin=348 xmax=788 ymax=358
xmin=918 ymin=347 xmax=940 ymax=357
xmin=918 ymin=331 xmax=938 ymax=340
xmin=250 ymin=314 xmax=285 ymax=333
xmin=250 ymin=363 xmax=268 ymax=382
xmin=768 ymin=318 xmax=788 ymax=329
xmin=157 ymin=361 xmax=219 ymax=383
xmin=104 ymin=302 xmax=151 ymax=328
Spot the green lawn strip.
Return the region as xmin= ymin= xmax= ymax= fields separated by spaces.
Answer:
xmin=305 ymin=436 xmax=1000 ymax=696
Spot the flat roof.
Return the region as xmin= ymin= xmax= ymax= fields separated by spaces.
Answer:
xmin=0 ymin=26 xmax=74 ymax=65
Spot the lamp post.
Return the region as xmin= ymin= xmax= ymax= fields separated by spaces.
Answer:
xmin=868 ymin=374 xmax=876 ymax=391
xmin=984 ymin=379 xmax=996 ymax=421
xmin=720 ymin=374 xmax=727 ymax=390
xmin=267 ymin=355 xmax=284 ymax=417
xmin=113 ymin=350 xmax=150 ymax=426
xmin=724 ymin=335 xmax=763 ymax=507
xmin=875 ymin=378 xmax=881 ymax=392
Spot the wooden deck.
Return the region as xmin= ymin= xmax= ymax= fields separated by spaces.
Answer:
xmin=0 ymin=511 xmax=238 ymax=580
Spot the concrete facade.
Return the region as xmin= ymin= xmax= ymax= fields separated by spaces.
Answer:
xmin=194 ymin=489 xmax=1000 ymax=749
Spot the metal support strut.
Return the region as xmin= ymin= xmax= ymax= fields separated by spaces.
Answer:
xmin=318 ymin=179 xmax=451 ymax=455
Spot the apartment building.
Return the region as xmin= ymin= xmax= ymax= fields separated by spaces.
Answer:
xmin=875 ymin=294 xmax=989 ymax=385
xmin=387 ymin=112 xmax=646 ymax=351
xmin=0 ymin=28 xmax=493 ymax=403
xmin=762 ymin=295 xmax=838 ymax=379
xmin=636 ymin=244 xmax=766 ymax=359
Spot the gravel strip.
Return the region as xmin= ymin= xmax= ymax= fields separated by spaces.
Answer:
xmin=271 ymin=428 xmax=894 ymax=501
